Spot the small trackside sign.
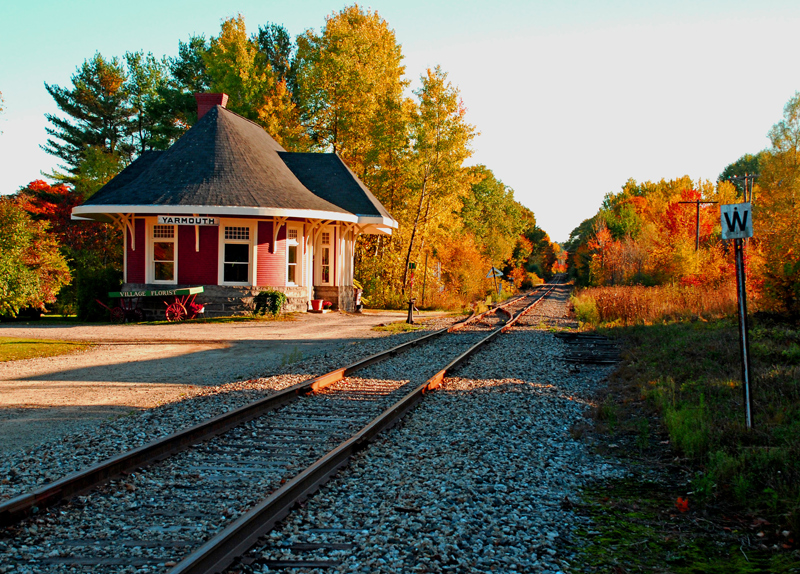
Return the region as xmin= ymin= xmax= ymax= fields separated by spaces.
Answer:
xmin=720 ymin=203 xmax=753 ymax=240
xmin=486 ymin=267 xmax=503 ymax=278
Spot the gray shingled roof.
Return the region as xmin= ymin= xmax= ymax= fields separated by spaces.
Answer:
xmin=83 ymin=107 xmax=349 ymax=215
xmin=93 ymin=151 xmax=162 ymax=196
xmin=278 ymin=152 xmax=393 ymax=220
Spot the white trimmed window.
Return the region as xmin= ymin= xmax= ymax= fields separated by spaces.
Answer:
xmin=222 ymin=225 xmax=252 ymax=284
xmin=152 ymin=224 xmax=176 ymax=283
xmin=286 ymin=226 xmax=301 ymax=285
xmin=317 ymin=228 xmax=333 ymax=286
xmin=320 ymin=232 xmax=331 ymax=285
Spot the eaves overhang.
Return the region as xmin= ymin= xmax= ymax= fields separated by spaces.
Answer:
xmin=71 ymin=204 xmax=359 ymax=223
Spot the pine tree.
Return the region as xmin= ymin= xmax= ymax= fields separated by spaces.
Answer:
xmin=43 ymin=53 xmax=133 ymax=181
xmin=124 ymin=51 xmax=171 ymax=153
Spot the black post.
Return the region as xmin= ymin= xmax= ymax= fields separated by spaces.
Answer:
xmin=734 ymin=237 xmax=754 ymax=429
xmin=678 ymin=198 xmax=717 ymax=251
xmin=406 ymin=298 xmax=416 ymax=325
xmin=421 ymin=253 xmax=428 ymax=308
xmin=695 ymin=201 xmax=701 ymax=251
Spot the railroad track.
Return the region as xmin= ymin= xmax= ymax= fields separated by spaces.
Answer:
xmin=0 ymin=279 xmax=566 ymax=574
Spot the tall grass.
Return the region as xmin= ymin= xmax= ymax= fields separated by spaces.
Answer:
xmin=572 ymin=284 xmax=738 ymax=326
xmin=607 ymin=317 xmax=800 ymax=533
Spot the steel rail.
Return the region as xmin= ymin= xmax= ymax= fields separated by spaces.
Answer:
xmin=0 ymin=327 xmax=451 ymax=527
xmin=169 ymin=280 xmax=561 ymax=574
xmin=500 ymin=281 xmax=561 ymax=332
xmin=447 ymin=285 xmax=543 ymax=332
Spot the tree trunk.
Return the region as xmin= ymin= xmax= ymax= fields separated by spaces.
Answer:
xmin=402 ymin=172 xmax=429 ymax=292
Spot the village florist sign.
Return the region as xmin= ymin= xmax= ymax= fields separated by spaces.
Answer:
xmin=158 ymin=216 xmax=220 ymax=226
xmin=109 ymin=286 xmax=205 ymax=298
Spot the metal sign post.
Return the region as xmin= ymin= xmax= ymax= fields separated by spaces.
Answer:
xmin=721 ymin=201 xmax=755 ymax=429
xmin=486 ymin=267 xmax=503 ymax=297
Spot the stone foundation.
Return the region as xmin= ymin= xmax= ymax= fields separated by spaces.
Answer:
xmin=312 ymin=286 xmax=356 ymax=312
xmin=122 ymin=284 xmax=311 ymax=319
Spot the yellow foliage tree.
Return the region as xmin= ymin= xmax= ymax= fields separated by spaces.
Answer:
xmin=205 ymin=15 xmax=306 ymax=149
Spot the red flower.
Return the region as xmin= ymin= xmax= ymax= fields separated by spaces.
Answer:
xmin=675 ymin=497 xmax=689 ymax=513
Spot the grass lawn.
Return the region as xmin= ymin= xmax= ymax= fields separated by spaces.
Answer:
xmin=570 ymin=314 xmax=800 ymax=572
xmin=0 ymin=337 xmax=93 ymax=362
xmin=372 ymin=321 xmax=425 ymax=333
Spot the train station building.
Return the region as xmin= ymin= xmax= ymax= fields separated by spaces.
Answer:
xmin=72 ymin=94 xmax=397 ymax=314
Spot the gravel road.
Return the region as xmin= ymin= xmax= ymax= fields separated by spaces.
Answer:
xmin=0 ymin=311 xmax=447 ymax=455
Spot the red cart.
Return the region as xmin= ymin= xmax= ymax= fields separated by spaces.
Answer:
xmin=98 ymin=286 xmax=205 ymax=322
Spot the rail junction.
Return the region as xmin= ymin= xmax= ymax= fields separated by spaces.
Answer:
xmin=0 ymin=279 xmax=621 ymax=573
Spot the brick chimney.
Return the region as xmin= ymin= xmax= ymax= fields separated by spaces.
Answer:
xmin=195 ymin=93 xmax=229 ymax=120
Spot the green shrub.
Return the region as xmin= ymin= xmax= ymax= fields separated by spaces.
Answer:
xmin=76 ymin=267 xmax=123 ymax=321
xmin=253 ymin=289 xmax=287 ymax=316
xmin=664 ymin=398 xmax=709 ymax=460
xmin=571 ymin=294 xmax=599 ymax=326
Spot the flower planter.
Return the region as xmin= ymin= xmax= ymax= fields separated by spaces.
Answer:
xmin=310 ymin=299 xmax=324 ymax=312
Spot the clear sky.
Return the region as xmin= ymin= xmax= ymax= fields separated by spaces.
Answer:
xmin=1 ymin=0 xmax=799 ymax=241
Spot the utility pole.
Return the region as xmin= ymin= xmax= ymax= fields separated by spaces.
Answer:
xmin=728 ymin=172 xmax=757 ymax=203
xmin=679 ymin=195 xmax=718 ymax=251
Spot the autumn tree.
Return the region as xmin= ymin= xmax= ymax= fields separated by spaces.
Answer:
xmin=294 ymin=5 xmax=409 ymax=176
xmin=18 ymin=180 xmax=121 ymax=270
xmin=402 ymin=66 xmax=476 ymax=289
xmin=204 ymin=16 xmax=306 ymax=149
xmin=757 ymin=92 xmax=800 ymax=316
xmin=0 ymin=196 xmax=71 ymax=318
xmin=16 ymin=180 xmax=122 ymax=314
xmin=461 ymin=166 xmax=529 ymax=265
xmin=521 ymin=226 xmax=557 ymax=280
xmin=567 ymin=176 xmax=730 ymax=287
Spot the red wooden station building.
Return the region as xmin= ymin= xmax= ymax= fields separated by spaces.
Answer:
xmin=72 ymin=94 xmax=397 ymax=315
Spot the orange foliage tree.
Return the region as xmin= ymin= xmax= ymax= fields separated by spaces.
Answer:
xmin=566 ymin=177 xmax=737 ymax=288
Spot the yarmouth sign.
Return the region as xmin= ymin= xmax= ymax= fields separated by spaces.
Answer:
xmin=157 ymin=216 xmax=220 ymax=226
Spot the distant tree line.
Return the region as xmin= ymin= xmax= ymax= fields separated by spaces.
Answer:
xmin=565 ymin=91 xmax=800 ymax=318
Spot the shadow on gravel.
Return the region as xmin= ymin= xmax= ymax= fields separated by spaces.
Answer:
xmin=10 ymin=337 xmax=380 ymax=384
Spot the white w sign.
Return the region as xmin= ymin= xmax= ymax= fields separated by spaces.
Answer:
xmin=720 ymin=203 xmax=753 ymax=240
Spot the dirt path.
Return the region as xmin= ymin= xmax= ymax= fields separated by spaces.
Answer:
xmin=0 ymin=310 xmax=437 ymax=453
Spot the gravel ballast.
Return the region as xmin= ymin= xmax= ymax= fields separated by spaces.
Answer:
xmin=0 ymin=323 xmax=451 ymax=504
xmin=231 ymin=293 xmax=624 ymax=574
xmin=0 ymin=290 xmax=623 ymax=574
